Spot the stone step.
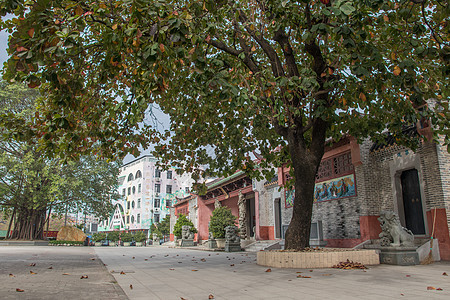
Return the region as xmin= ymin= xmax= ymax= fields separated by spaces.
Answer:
xmin=244 ymin=240 xmax=281 ymax=252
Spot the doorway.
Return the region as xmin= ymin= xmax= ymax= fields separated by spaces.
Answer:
xmin=274 ymin=198 xmax=282 ymax=239
xmin=247 ymin=197 xmax=256 ymax=238
xmin=400 ymin=169 xmax=426 ymax=235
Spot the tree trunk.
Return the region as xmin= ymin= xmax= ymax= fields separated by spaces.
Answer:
xmin=6 ymin=208 xmax=16 ymax=239
xmin=10 ymin=207 xmax=47 ymax=240
xmin=284 ymin=122 xmax=327 ymax=250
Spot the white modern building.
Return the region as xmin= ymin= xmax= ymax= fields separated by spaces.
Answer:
xmin=98 ymin=155 xmax=193 ymax=234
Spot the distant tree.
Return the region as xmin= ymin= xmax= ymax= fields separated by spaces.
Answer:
xmin=159 ymin=215 xmax=171 ymax=237
xmin=0 ymin=82 xmax=120 ymax=240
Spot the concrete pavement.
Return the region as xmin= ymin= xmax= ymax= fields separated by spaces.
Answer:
xmin=95 ymin=246 xmax=450 ymax=300
xmin=0 ymin=246 xmax=126 ymax=299
xmin=1 ymin=245 xmax=449 ymax=299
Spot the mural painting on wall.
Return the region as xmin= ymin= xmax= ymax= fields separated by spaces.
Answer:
xmin=285 ymin=189 xmax=295 ymax=208
xmin=285 ymin=174 xmax=356 ymax=208
xmin=314 ymin=174 xmax=356 ymax=202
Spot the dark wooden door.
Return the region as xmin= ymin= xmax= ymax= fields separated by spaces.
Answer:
xmin=401 ymin=169 xmax=426 ymax=235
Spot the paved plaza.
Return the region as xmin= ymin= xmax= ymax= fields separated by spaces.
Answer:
xmin=1 ymin=246 xmax=450 ymax=299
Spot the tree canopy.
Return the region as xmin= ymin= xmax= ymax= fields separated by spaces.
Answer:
xmin=0 ymin=0 xmax=448 ymax=248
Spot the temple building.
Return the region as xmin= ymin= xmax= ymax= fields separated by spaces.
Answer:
xmin=172 ymin=129 xmax=450 ymax=260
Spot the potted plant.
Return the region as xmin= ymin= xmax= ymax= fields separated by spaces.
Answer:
xmin=134 ymin=231 xmax=146 ymax=247
xmin=121 ymin=232 xmax=132 ymax=246
xmin=209 ymin=207 xmax=237 ymax=248
xmin=92 ymin=232 xmax=106 ymax=246
xmin=107 ymin=231 xmax=119 ymax=246
xmin=173 ymin=214 xmax=197 ymax=245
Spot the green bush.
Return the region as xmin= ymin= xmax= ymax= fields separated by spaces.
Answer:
xmin=173 ymin=214 xmax=197 ymax=238
xmin=49 ymin=240 xmax=83 ymax=245
xmin=107 ymin=231 xmax=120 ymax=242
xmin=209 ymin=206 xmax=237 ymax=238
xmin=134 ymin=231 xmax=146 ymax=242
xmin=150 ymin=223 xmax=163 ymax=239
xmin=92 ymin=232 xmax=107 ymax=242
xmin=120 ymin=232 xmax=132 ymax=242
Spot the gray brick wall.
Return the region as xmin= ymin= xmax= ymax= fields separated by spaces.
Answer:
xmin=258 ymin=137 xmax=449 ymax=241
xmin=436 ymin=137 xmax=450 ymax=231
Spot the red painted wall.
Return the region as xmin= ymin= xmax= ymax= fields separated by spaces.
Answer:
xmin=360 ymin=215 xmax=381 ymax=240
xmin=259 ymin=226 xmax=275 ymax=240
xmin=325 ymin=238 xmax=364 ymax=248
xmin=426 ymin=208 xmax=450 ymax=260
xmin=197 ymin=198 xmax=214 ymax=241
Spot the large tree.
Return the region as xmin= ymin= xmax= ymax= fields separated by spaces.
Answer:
xmin=0 ymin=82 xmax=120 ymax=240
xmin=0 ymin=1 xmax=448 ymax=248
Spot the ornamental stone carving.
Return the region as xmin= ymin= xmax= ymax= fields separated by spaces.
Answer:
xmin=238 ymin=191 xmax=247 ymax=239
xmin=378 ymin=211 xmax=414 ymax=247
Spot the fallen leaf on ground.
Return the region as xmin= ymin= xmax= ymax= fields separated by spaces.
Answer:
xmin=332 ymin=259 xmax=367 ymax=270
xmin=169 ymin=268 xmax=175 ymax=270
xmin=48 ymin=267 xmax=53 ymax=269
xmin=436 ymin=288 xmax=443 ymax=291
xmin=29 ymin=271 xmax=36 ymax=275
xmin=120 ymin=271 xmax=126 ymax=275
xmin=144 ymin=259 xmax=148 ymax=261
xmin=90 ymin=258 xmax=95 ymax=260
xmin=80 ymin=275 xmax=88 ymax=279
xmin=130 ymin=284 xmax=133 ymax=289
xmin=296 ymin=272 xmax=302 ymax=274
xmin=29 ymin=263 xmax=36 ymax=266
xmin=9 ymin=274 xmax=14 ymax=277
xmin=265 ymin=269 xmax=272 ymax=272
xmin=309 ymin=270 xmax=313 ymax=272
xmin=297 ymin=275 xmax=311 ymax=278
xmin=322 ymin=274 xmax=332 ymax=276
xmin=200 ymin=258 xmax=206 ymax=262
xmin=400 ymin=293 xmax=404 ymax=296
xmin=132 ymin=257 xmax=135 ymax=259
xmin=16 ymin=288 xmax=24 ymax=292
xmin=230 ymin=264 xmax=235 ymax=267
xmin=406 ymin=275 xmax=411 ymax=277
xmin=62 ymin=273 xmax=70 ymax=275
xmin=191 ymin=270 xmax=198 ymax=272
xmin=443 ymin=272 xmax=448 ymax=276
xmin=180 ymin=298 xmax=187 ymax=300
xmin=427 ymin=286 xmax=436 ymax=290
xmin=209 ymin=294 xmax=214 ymax=299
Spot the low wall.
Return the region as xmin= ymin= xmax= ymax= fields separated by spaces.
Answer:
xmin=257 ymin=249 xmax=380 ymax=268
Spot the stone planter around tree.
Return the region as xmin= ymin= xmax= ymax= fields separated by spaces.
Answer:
xmin=123 ymin=242 xmax=131 ymax=247
xmin=135 ymin=242 xmax=143 ymax=247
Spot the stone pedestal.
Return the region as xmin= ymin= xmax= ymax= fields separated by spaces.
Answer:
xmin=180 ymin=239 xmax=195 ymax=247
xmin=208 ymin=239 xmax=217 ymax=249
xmin=379 ymin=247 xmax=420 ymax=265
xmin=225 ymin=242 xmax=241 ymax=252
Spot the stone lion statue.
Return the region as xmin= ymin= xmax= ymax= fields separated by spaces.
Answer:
xmin=378 ymin=211 xmax=414 ymax=247
xmin=225 ymin=226 xmax=240 ymax=243
xmin=181 ymin=225 xmax=194 ymax=240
